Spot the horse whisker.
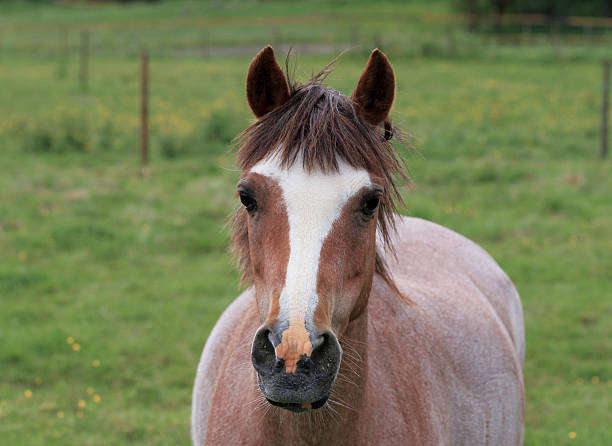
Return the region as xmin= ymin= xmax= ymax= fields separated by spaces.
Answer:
xmin=328 ymin=396 xmax=357 ymax=413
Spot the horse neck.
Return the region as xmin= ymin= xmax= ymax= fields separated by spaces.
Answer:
xmin=260 ymin=295 xmax=371 ymax=444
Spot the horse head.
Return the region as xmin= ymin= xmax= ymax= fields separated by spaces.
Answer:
xmin=233 ymin=46 xmax=400 ymax=412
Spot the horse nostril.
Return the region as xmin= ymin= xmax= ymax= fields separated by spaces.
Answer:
xmin=251 ymin=327 xmax=277 ymax=375
xmin=310 ymin=331 xmax=341 ymax=366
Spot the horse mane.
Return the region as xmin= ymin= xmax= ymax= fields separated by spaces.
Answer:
xmin=230 ymin=62 xmax=410 ymax=294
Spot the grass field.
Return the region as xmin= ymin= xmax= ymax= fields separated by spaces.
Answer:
xmin=1 ymin=1 xmax=611 ymax=445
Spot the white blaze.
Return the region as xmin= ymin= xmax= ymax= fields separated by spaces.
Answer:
xmin=251 ymin=155 xmax=371 ymax=339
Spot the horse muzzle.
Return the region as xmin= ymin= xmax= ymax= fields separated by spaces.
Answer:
xmin=251 ymin=326 xmax=342 ymax=412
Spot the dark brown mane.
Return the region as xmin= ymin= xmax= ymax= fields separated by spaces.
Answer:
xmin=230 ymin=67 xmax=410 ymax=291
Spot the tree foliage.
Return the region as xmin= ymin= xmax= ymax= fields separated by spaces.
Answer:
xmin=456 ymin=0 xmax=612 ymax=17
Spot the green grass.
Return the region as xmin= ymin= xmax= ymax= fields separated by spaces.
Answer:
xmin=1 ymin=1 xmax=611 ymax=445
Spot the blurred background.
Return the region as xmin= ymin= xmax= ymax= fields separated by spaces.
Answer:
xmin=0 ymin=0 xmax=610 ymax=444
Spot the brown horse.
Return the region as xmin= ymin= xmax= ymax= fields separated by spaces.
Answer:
xmin=191 ymin=46 xmax=525 ymax=445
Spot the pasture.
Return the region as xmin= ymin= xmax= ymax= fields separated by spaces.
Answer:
xmin=0 ymin=1 xmax=610 ymax=445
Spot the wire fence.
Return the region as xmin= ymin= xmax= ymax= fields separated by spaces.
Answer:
xmin=2 ymin=12 xmax=612 ymax=60
xmin=2 ymin=12 xmax=610 ymax=159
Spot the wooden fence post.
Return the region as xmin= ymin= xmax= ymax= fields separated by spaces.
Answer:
xmin=140 ymin=51 xmax=149 ymax=166
xmin=201 ymin=28 xmax=210 ymax=58
xmin=602 ymin=59 xmax=610 ymax=159
xmin=58 ymin=28 xmax=68 ymax=79
xmin=79 ymin=30 xmax=89 ymax=92
xmin=551 ymin=21 xmax=561 ymax=58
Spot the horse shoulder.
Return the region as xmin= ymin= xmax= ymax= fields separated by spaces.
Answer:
xmin=362 ymin=285 xmax=450 ymax=445
xmin=370 ymin=216 xmax=524 ymax=445
xmin=191 ymin=288 xmax=259 ymax=446
xmin=388 ymin=216 xmax=524 ymax=366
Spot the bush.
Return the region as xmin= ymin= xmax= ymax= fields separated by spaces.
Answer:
xmin=22 ymin=105 xmax=122 ymax=153
xmin=25 ymin=112 xmax=89 ymax=153
xmin=455 ymin=0 xmax=612 ymax=18
xmin=201 ymin=108 xmax=241 ymax=145
xmin=155 ymin=132 xmax=193 ymax=159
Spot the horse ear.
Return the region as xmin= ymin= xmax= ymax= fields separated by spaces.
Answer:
xmin=351 ymin=49 xmax=395 ymax=125
xmin=246 ymin=46 xmax=290 ymax=118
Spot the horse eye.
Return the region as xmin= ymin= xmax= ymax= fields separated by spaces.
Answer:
xmin=362 ymin=195 xmax=380 ymax=216
xmin=239 ymin=191 xmax=257 ymax=212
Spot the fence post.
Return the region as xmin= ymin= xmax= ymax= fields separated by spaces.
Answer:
xmin=201 ymin=28 xmax=210 ymax=58
xmin=521 ymin=24 xmax=530 ymax=45
xmin=58 ymin=28 xmax=68 ymax=79
xmin=601 ymin=59 xmax=610 ymax=159
xmin=140 ymin=51 xmax=149 ymax=166
xmin=551 ymin=21 xmax=561 ymax=58
xmin=79 ymin=30 xmax=89 ymax=92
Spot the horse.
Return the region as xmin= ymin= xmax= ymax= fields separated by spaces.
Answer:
xmin=191 ymin=46 xmax=525 ymax=445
